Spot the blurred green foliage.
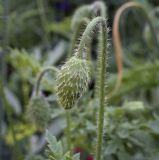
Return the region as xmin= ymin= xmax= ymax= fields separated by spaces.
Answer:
xmin=1 ymin=0 xmax=159 ymax=160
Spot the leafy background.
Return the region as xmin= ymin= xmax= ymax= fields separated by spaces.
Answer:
xmin=0 ymin=0 xmax=159 ymax=160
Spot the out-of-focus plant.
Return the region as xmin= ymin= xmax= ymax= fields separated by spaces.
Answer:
xmin=27 ymin=2 xmax=108 ymax=160
xmin=112 ymin=1 xmax=159 ymax=97
xmin=103 ymin=102 xmax=159 ymax=160
xmin=2 ymin=1 xmax=159 ymax=160
xmin=61 ymin=98 xmax=159 ymax=160
xmin=46 ymin=131 xmax=80 ymax=160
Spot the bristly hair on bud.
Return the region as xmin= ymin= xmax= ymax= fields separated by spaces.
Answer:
xmin=27 ymin=95 xmax=51 ymax=131
xmin=56 ymin=56 xmax=90 ymax=109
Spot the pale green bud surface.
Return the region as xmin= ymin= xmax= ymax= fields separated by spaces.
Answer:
xmin=27 ymin=96 xmax=51 ymax=131
xmin=56 ymin=56 xmax=90 ymax=109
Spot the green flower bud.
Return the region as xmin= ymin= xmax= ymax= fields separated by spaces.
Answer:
xmin=56 ymin=56 xmax=90 ymax=109
xmin=27 ymin=96 xmax=51 ymax=131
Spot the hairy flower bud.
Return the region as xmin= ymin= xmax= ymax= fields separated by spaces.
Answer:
xmin=56 ymin=56 xmax=90 ymax=109
xmin=27 ymin=96 xmax=51 ymax=131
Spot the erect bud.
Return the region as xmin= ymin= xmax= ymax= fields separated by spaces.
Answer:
xmin=27 ymin=95 xmax=51 ymax=131
xmin=56 ymin=56 xmax=90 ymax=109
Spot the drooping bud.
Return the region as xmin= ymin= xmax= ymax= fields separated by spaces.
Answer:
xmin=56 ymin=56 xmax=90 ymax=109
xmin=27 ymin=95 xmax=51 ymax=131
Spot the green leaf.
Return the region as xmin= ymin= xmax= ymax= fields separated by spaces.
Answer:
xmin=63 ymin=152 xmax=72 ymax=160
xmin=117 ymin=122 xmax=131 ymax=139
xmin=57 ymin=141 xmax=63 ymax=157
xmin=73 ymin=153 xmax=80 ymax=160
xmin=105 ymin=139 xmax=119 ymax=155
xmin=117 ymin=151 xmax=132 ymax=160
xmin=45 ymin=131 xmax=80 ymax=160
xmin=46 ymin=130 xmax=58 ymax=153
xmin=148 ymin=120 xmax=159 ymax=134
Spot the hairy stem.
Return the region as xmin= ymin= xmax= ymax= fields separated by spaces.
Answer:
xmin=35 ymin=67 xmax=59 ymax=96
xmin=77 ymin=17 xmax=106 ymax=59
xmin=68 ymin=18 xmax=89 ymax=58
xmin=112 ymin=1 xmax=159 ymax=98
xmin=65 ymin=110 xmax=71 ymax=150
xmin=77 ymin=17 xmax=107 ymax=160
xmin=96 ymin=21 xmax=107 ymax=160
xmin=91 ymin=1 xmax=107 ymax=18
xmin=35 ymin=66 xmax=72 ymax=151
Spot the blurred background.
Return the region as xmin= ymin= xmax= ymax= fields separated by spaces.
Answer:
xmin=1 ymin=0 xmax=159 ymax=160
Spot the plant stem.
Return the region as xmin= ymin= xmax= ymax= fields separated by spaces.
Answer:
xmin=112 ymin=2 xmax=159 ymax=99
xmin=36 ymin=0 xmax=50 ymax=48
xmin=91 ymin=1 xmax=106 ymax=18
xmin=35 ymin=66 xmax=72 ymax=151
xmin=65 ymin=110 xmax=71 ymax=150
xmin=78 ymin=17 xmax=106 ymax=59
xmin=35 ymin=67 xmax=59 ymax=96
xmin=95 ymin=22 xmax=107 ymax=160
xmin=77 ymin=17 xmax=107 ymax=160
xmin=68 ymin=18 xmax=89 ymax=59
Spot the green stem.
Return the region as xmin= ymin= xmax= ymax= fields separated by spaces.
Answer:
xmin=77 ymin=17 xmax=107 ymax=160
xmin=35 ymin=66 xmax=72 ymax=151
xmin=77 ymin=17 xmax=106 ymax=59
xmin=68 ymin=18 xmax=89 ymax=59
xmin=96 ymin=22 xmax=107 ymax=160
xmin=91 ymin=1 xmax=107 ymax=18
xmin=134 ymin=3 xmax=159 ymax=51
xmin=36 ymin=0 xmax=49 ymax=48
xmin=65 ymin=110 xmax=71 ymax=150
xmin=35 ymin=67 xmax=59 ymax=96
xmin=66 ymin=20 xmax=90 ymax=152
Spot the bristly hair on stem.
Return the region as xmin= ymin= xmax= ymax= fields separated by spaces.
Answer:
xmin=70 ymin=1 xmax=107 ymax=59
xmin=111 ymin=1 xmax=159 ymax=99
xmin=71 ymin=1 xmax=107 ymax=30
xmin=35 ymin=67 xmax=59 ymax=96
xmin=74 ymin=16 xmax=108 ymax=160
xmin=66 ymin=2 xmax=107 ymax=152
xmin=68 ymin=18 xmax=90 ymax=59
xmin=27 ymin=67 xmax=59 ymax=131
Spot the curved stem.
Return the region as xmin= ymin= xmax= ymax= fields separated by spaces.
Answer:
xmin=77 ymin=17 xmax=106 ymax=59
xmin=77 ymin=17 xmax=107 ymax=160
xmin=71 ymin=5 xmax=90 ymax=30
xmin=68 ymin=18 xmax=89 ymax=59
xmin=35 ymin=66 xmax=59 ymax=96
xmin=112 ymin=2 xmax=159 ymax=98
xmin=90 ymin=1 xmax=107 ymax=18
xmin=36 ymin=0 xmax=50 ymax=48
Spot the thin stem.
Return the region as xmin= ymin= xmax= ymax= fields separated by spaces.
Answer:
xmin=112 ymin=1 xmax=159 ymax=97
xmin=65 ymin=110 xmax=71 ymax=150
xmin=76 ymin=17 xmax=107 ymax=160
xmin=35 ymin=67 xmax=59 ymax=96
xmin=35 ymin=66 xmax=72 ymax=151
xmin=66 ymin=19 xmax=90 ymax=153
xmin=77 ymin=17 xmax=106 ymax=59
xmin=91 ymin=1 xmax=107 ymax=18
xmin=36 ymin=0 xmax=50 ymax=48
xmin=68 ymin=18 xmax=89 ymax=59
xmin=95 ymin=22 xmax=107 ymax=160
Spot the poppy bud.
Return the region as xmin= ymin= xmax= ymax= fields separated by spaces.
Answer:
xmin=56 ymin=56 xmax=90 ymax=109
xmin=27 ymin=96 xmax=51 ymax=131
